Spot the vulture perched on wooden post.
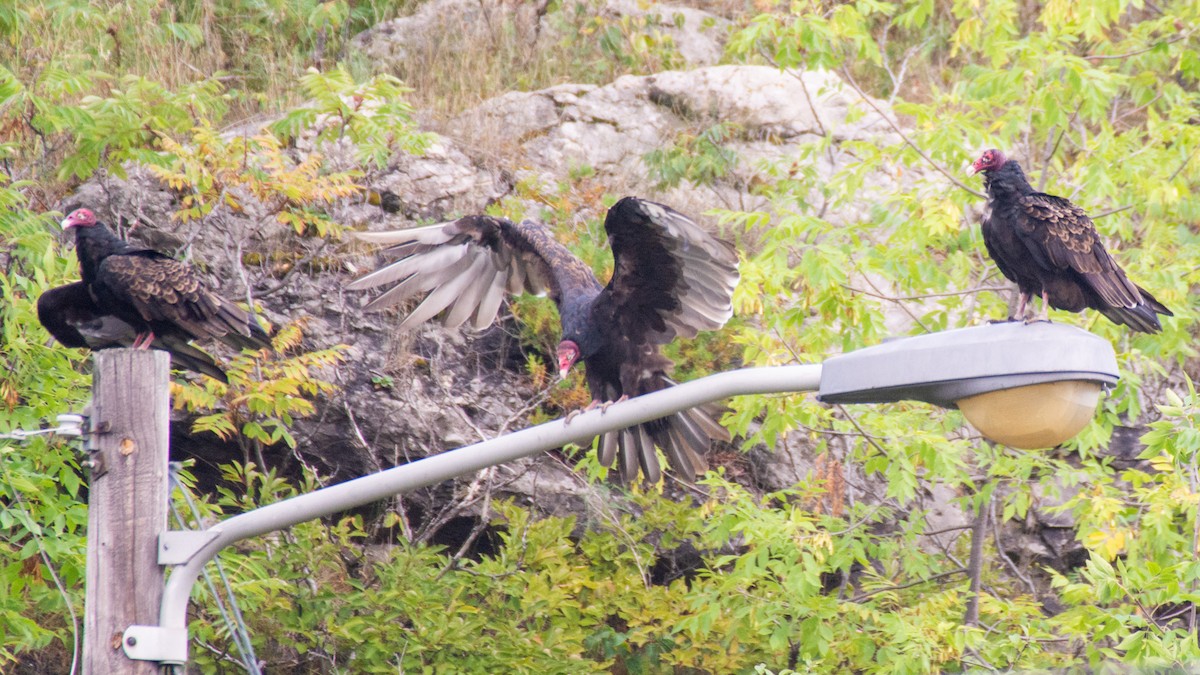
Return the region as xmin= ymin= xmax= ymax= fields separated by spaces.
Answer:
xmin=38 ymin=208 xmax=271 ymax=381
xmin=347 ymin=196 xmax=740 ymax=483
xmin=37 ymin=281 xmax=230 ymax=382
xmin=971 ymin=149 xmax=1172 ymax=333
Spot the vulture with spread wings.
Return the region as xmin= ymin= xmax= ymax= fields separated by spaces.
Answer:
xmin=347 ymin=196 xmax=740 ymax=483
xmin=971 ymin=149 xmax=1172 ymax=333
xmin=40 ymin=208 xmax=271 ymax=379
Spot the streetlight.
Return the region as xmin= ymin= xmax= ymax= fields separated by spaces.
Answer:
xmin=119 ymin=322 xmax=1118 ymax=666
xmin=817 ymin=322 xmax=1118 ymax=448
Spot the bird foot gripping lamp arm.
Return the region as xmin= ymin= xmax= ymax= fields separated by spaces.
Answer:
xmin=124 ymin=322 xmax=1117 ymax=666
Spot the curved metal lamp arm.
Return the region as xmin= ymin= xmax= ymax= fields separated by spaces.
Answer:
xmin=133 ymin=364 xmax=823 ymax=665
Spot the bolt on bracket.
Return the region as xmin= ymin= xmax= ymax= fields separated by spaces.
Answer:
xmin=159 ymin=530 xmax=221 ymax=566
xmin=122 ymin=625 xmax=188 ymax=665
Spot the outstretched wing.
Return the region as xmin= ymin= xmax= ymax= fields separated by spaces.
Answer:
xmin=346 ymin=215 xmax=600 ymax=329
xmin=1016 ymin=193 xmax=1143 ymax=310
xmin=595 ymin=197 xmax=739 ymax=345
xmin=96 ymin=254 xmax=269 ymax=351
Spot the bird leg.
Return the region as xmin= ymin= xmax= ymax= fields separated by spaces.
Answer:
xmin=564 ymin=399 xmax=601 ymax=425
xmin=564 ymin=395 xmax=629 ymax=424
xmin=1024 ymin=290 xmax=1052 ymax=324
xmin=132 ymin=331 xmax=156 ymax=349
xmin=1015 ymin=292 xmax=1031 ymax=322
xmin=599 ymin=395 xmax=629 ymax=413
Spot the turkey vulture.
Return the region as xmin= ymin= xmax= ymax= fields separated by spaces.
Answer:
xmin=37 ymin=281 xmax=230 ymax=382
xmin=49 ymin=208 xmax=271 ymax=376
xmin=970 ymin=149 xmax=1171 ymax=333
xmin=347 ymin=196 xmax=740 ymax=483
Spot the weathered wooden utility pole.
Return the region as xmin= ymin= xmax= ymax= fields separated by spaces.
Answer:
xmin=83 ymin=350 xmax=170 ymax=675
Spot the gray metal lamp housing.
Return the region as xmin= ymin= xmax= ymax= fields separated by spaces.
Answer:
xmin=817 ymin=322 xmax=1120 ymax=448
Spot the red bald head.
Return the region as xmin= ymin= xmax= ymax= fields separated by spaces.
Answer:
xmin=556 ymin=340 xmax=580 ymax=379
xmin=970 ymin=149 xmax=1007 ymax=175
xmin=61 ymin=209 xmax=97 ymax=230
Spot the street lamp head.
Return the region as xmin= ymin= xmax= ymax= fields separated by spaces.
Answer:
xmin=817 ymin=322 xmax=1118 ymax=449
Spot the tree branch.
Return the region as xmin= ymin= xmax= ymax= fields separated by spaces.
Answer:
xmin=1085 ymin=31 xmax=1194 ymax=61
xmin=963 ymin=491 xmax=989 ymax=627
xmin=842 ymin=284 xmax=1008 ymax=301
xmin=1040 ymin=103 xmax=1081 ymax=192
xmin=851 ymin=567 xmax=968 ymax=602
xmin=838 ymin=66 xmax=986 ymax=198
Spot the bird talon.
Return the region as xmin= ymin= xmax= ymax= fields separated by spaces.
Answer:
xmin=599 ymin=395 xmax=629 ymax=413
xmin=564 ymin=400 xmax=601 ymax=425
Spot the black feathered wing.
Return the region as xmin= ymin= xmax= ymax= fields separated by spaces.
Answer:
xmin=37 ymin=281 xmax=229 ymax=382
xmin=595 ymin=197 xmax=738 ymax=347
xmin=94 ymin=253 xmax=270 ymax=352
xmin=346 ymin=215 xmax=600 ymax=328
xmin=589 ymin=197 xmax=740 ymax=483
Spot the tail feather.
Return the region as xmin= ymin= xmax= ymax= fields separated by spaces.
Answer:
xmin=635 ymin=425 xmax=661 ymax=484
xmin=596 ymin=377 xmax=728 ymax=484
xmin=1138 ymin=285 xmax=1173 ymax=317
xmin=1097 ymin=285 xmax=1172 ymax=334
xmin=618 ymin=428 xmax=641 ymax=484
xmin=684 ymin=404 xmax=731 ymax=443
xmin=155 ymin=336 xmax=228 ymax=383
xmin=598 ymin=431 xmax=619 ymax=469
xmin=212 ymin=300 xmax=272 ymax=351
xmin=661 ymin=419 xmax=705 ymax=479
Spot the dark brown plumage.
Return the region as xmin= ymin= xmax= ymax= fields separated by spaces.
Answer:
xmin=46 ymin=208 xmax=271 ymax=377
xmin=347 ymin=196 xmax=740 ymax=483
xmin=971 ymin=149 xmax=1171 ymax=333
xmin=37 ymin=281 xmax=230 ymax=382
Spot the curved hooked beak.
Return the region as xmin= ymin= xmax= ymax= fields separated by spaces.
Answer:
xmin=556 ymin=341 xmax=580 ymax=379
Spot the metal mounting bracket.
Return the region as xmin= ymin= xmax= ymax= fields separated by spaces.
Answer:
xmin=159 ymin=530 xmax=220 ymax=565
xmin=122 ymin=625 xmax=188 ymax=665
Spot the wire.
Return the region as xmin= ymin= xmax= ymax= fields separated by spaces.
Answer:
xmin=0 ymin=446 xmax=81 ymax=675
xmin=0 ymin=414 xmax=85 ymax=441
xmin=167 ymin=465 xmax=263 ymax=675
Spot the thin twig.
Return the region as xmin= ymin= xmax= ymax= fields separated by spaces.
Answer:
xmin=860 ymin=274 xmax=933 ymax=333
xmin=1040 ymin=103 xmax=1082 ymax=192
xmin=834 ymin=404 xmax=891 ymax=457
xmin=1168 ymin=144 xmax=1200 ymax=183
xmin=1085 ymin=31 xmax=1194 ymax=61
xmin=851 ymin=567 xmax=968 ymax=602
xmin=990 ymin=497 xmax=1039 ymax=598
xmin=920 ymin=524 xmax=975 ymax=537
xmin=760 ymin=49 xmax=828 ymax=138
xmin=1092 ymin=204 xmax=1134 ymax=219
xmin=837 ymin=66 xmax=986 ymax=198
xmin=842 ymin=284 xmax=1007 ymax=302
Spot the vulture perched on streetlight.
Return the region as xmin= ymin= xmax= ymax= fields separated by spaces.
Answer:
xmin=39 ymin=208 xmax=271 ymax=380
xmin=971 ymin=149 xmax=1172 ymax=333
xmin=347 ymin=196 xmax=740 ymax=483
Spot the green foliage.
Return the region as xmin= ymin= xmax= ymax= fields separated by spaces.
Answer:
xmin=3 ymin=0 xmax=1200 ymax=672
xmin=149 ymin=123 xmax=363 ymax=238
xmin=172 ymin=320 xmax=345 ymax=463
xmin=709 ymin=0 xmax=1200 ymax=670
xmin=644 ymin=122 xmax=743 ymax=190
xmin=0 ymin=196 xmax=89 ymax=669
xmin=270 ymin=67 xmax=434 ymax=170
